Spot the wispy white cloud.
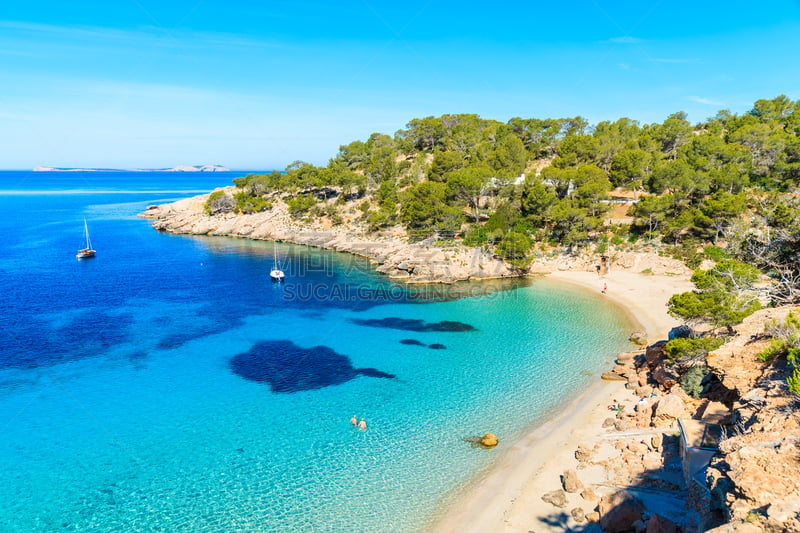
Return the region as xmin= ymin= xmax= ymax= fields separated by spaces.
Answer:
xmin=0 ymin=19 xmax=283 ymax=50
xmin=649 ymin=57 xmax=702 ymax=64
xmin=688 ymin=95 xmax=724 ymax=106
xmin=604 ymin=36 xmax=644 ymax=44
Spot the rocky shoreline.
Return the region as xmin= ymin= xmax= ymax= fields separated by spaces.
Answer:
xmin=139 ymin=190 xmax=518 ymax=284
xmin=139 ymin=189 xmax=692 ymax=285
xmin=538 ymin=306 xmax=800 ymax=533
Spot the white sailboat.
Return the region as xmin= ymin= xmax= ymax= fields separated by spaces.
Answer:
xmin=270 ymin=242 xmax=285 ymax=282
xmin=76 ymin=218 xmax=96 ymax=259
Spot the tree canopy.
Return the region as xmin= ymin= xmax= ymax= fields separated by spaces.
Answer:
xmin=207 ymin=94 xmax=800 ymax=309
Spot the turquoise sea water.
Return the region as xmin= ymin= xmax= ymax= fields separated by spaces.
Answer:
xmin=0 ymin=171 xmax=635 ymax=532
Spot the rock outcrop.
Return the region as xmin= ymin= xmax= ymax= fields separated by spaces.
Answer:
xmin=140 ymin=190 xmax=518 ymax=284
xmin=703 ymin=306 xmax=800 ymax=532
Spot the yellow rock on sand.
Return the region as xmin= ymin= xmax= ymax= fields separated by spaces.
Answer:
xmin=481 ymin=433 xmax=498 ymax=448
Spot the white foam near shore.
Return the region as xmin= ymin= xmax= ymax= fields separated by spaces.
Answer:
xmin=429 ymin=270 xmax=694 ymax=533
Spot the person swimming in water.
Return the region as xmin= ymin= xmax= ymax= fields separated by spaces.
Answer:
xmin=350 ymin=415 xmax=358 ymax=426
xmin=358 ymin=418 xmax=367 ymax=431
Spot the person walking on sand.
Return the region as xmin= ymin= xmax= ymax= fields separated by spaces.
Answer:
xmin=602 ymin=283 xmax=607 ymax=294
xmin=350 ymin=415 xmax=358 ymax=427
xmin=358 ymin=418 xmax=367 ymax=431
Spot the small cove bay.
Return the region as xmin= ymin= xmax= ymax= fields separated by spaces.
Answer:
xmin=0 ymin=171 xmax=636 ymax=532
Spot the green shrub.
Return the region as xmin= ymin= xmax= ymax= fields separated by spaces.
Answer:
xmin=680 ymin=365 xmax=708 ymax=399
xmin=762 ymin=311 xmax=800 ymax=363
xmin=665 ymin=337 xmax=724 ymax=363
xmin=703 ymin=245 xmax=727 ymax=262
xmin=758 ymin=339 xmax=786 ymax=363
xmin=204 ymin=190 xmax=234 ymax=215
xmin=788 ymin=368 xmax=800 ymax=396
xmin=287 ymin=194 xmax=317 ymax=215
xmin=788 ymin=347 xmax=799 ymax=367
xmin=596 ymin=236 xmax=608 ymax=255
xmin=365 ymin=209 xmax=393 ymax=231
xmin=488 ymin=228 xmax=505 ymax=244
xmin=234 ymin=191 xmax=272 ymax=214
xmin=667 ymin=241 xmax=704 ymax=269
xmin=463 ymin=225 xmax=488 ymax=247
xmin=495 ymin=231 xmax=532 ymax=261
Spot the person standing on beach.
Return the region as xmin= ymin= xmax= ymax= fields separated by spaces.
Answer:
xmin=602 ymin=283 xmax=607 ymax=294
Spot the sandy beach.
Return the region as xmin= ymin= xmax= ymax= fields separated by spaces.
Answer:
xmin=429 ymin=270 xmax=694 ymax=533
xmin=548 ymin=270 xmax=694 ymax=343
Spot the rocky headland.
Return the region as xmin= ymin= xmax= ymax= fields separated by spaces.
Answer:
xmin=140 ymin=188 xmax=518 ymax=284
xmin=139 ymin=187 xmax=691 ymax=284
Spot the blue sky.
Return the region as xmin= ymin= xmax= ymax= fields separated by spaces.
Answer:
xmin=1 ymin=1 xmax=799 ymax=170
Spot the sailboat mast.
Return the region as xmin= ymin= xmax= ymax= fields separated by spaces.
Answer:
xmin=84 ymin=218 xmax=91 ymax=250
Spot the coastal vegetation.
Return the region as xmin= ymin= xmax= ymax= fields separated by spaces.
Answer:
xmin=202 ymin=95 xmax=800 ymax=392
xmin=759 ymin=311 xmax=800 ymax=396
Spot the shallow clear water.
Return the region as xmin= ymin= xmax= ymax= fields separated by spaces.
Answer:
xmin=0 ymin=172 xmax=635 ymax=532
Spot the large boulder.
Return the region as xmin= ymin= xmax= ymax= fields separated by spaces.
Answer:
xmin=668 ymin=324 xmax=694 ymax=340
xmin=653 ymin=394 xmax=686 ymax=421
xmin=581 ymin=487 xmax=600 ymax=503
xmin=645 ymin=341 xmax=667 ymax=368
xmin=571 ymin=507 xmax=586 ymax=523
xmin=575 ymin=444 xmax=592 ymax=462
xmin=629 ymin=331 xmax=648 ymax=345
xmin=562 ymin=469 xmax=583 ymax=493
xmin=541 ymin=489 xmax=567 ymax=508
xmin=480 ymin=433 xmax=498 ymax=448
xmin=652 ymin=364 xmax=679 ymax=390
xmin=599 ymin=490 xmax=646 ymax=533
xmin=651 ymin=432 xmax=663 ymax=451
xmin=627 ymin=441 xmax=649 ymax=455
xmin=726 ymin=444 xmax=799 ymax=507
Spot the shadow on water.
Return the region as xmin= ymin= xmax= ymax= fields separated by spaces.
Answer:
xmin=400 ymin=339 xmax=426 ymax=346
xmin=398 ymin=339 xmax=447 ymax=350
xmin=351 ymin=318 xmax=477 ymax=332
xmin=229 ymin=340 xmax=396 ymax=393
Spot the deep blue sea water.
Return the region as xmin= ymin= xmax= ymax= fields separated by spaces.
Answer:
xmin=0 ymin=171 xmax=636 ymax=532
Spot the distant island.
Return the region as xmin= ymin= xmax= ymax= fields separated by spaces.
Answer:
xmin=33 ymin=164 xmax=230 ymax=172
